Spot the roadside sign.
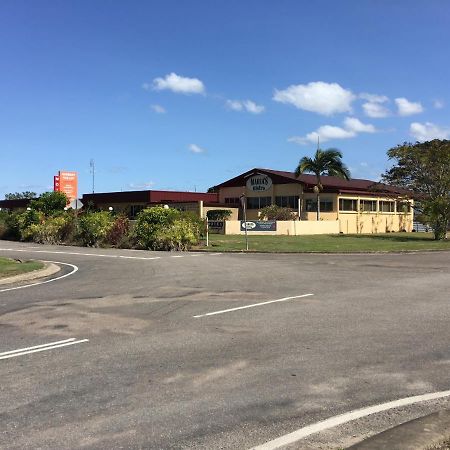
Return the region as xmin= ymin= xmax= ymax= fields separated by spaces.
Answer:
xmin=69 ymin=199 xmax=84 ymax=210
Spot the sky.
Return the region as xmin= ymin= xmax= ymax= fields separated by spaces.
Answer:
xmin=1 ymin=0 xmax=449 ymax=198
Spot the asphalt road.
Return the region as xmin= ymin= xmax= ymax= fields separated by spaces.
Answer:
xmin=0 ymin=240 xmax=449 ymax=449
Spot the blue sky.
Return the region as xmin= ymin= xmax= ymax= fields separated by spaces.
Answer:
xmin=1 ymin=0 xmax=449 ymax=197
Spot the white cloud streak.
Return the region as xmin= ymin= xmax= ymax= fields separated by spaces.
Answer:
xmin=273 ymin=81 xmax=355 ymax=116
xmin=395 ymin=97 xmax=424 ymax=116
xmin=433 ymin=99 xmax=444 ymax=109
xmin=189 ymin=144 xmax=206 ymax=154
xmin=226 ymin=99 xmax=265 ymax=114
xmin=151 ymin=104 xmax=166 ymax=114
xmin=151 ymin=73 xmax=205 ymax=94
xmin=288 ymin=117 xmax=376 ymax=145
xmin=410 ymin=122 xmax=450 ymax=141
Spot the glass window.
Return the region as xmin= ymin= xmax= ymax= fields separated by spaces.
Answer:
xmin=225 ymin=197 xmax=240 ymax=205
xmin=306 ymin=199 xmax=333 ymax=212
xmin=339 ymin=199 xmax=358 ymax=211
xmin=247 ymin=197 xmax=272 ymax=209
xmin=380 ymin=201 xmax=395 ymax=212
xmin=130 ymin=205 xmax=145 ymax=218
xmin=275 ymin=196 xmax=299 ymax=208
xmin=361 ymin=200 xmax=377 ymax=212
xmin=397 ymin=201 xmax=411 ymax=213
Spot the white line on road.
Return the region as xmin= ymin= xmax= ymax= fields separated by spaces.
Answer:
xmin=193 ymin=294 xmax=314 ymax=318
xmin=249 ymin=389 xmax=450 ymax=450
xmin=0 ymin=338 xmax=89 ymax=360
xmin=0 ymin=261 xmax=78 ymax=293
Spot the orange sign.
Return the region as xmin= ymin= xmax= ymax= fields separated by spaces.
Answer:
xmin=57 ymin=171 xmax=78 ymax=203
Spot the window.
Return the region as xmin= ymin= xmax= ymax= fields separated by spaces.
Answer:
xmin=339 ymin=199 xmax=358 ymax=211
xmin=380 ymin=201 xmax=395 ymax=212
xmin=361 ymin=200 xmax=377 ymax=212
xmin=305 ymin=199 xmax=334 ymax=212
xmin=275 ymin=195 xmax=299 ymax=208
xmin=397 ymin=201 xmax=411 ymax=213
xmin=247 ymin=196 xmax=272 ymax=209
xmin=225 ymin=197 xmax=240 ymax=205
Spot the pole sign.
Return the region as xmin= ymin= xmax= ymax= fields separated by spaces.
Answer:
xmin=58 ymin=171 xmax=78 ymax=204
xmin=240 ymin=220 xmax=277 ymax=232
xmin=53 ymin=175 xmax=60 ymax=192
xmin=246 ymin=174 xmax=272 ymax=192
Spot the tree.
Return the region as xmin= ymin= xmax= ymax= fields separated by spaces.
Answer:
xmin=259 ymin=205 xmax=296 ymax=221
xmin=383 ymin=139 xmax=450 ymax=240
xmin=295 ymin=148 xmax=350 ymax=220
xmin=30 ymin=191 xmax=68 ymax=216
xmin=4 ymin=191 xmax=37 ymax=200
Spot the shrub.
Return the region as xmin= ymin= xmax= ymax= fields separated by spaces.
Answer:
xmin=30 ymin=191 xmax=68 ymax=216
xmin=259 ymin=205 xmax=296 ymax=221
xmin=0 ymin=211 xmax=9 ymax=239
xmin=206 ymin=209 xmax=232 ymax=221
xmin=134 ymin=206 xmax=179 ymax=249
xmin=106 ymin=215 xmax=131 ymax=247
xmin=153 ymin=218 xmax=200 ymax=251
xmin=78 ymin=211 xmax=114 ymax=247
xmin=24 ymin=215 xmax=71 ymax=245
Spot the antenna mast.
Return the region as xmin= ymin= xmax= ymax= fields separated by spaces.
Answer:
xmin=90 ymin=159 xmax=95 ymax=193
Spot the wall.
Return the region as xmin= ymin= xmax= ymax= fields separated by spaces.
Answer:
xmin=225 ymin=220 xmax=340 ymax=235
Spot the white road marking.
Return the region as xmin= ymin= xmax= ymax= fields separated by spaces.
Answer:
xmin=170 ymin=255 xmax=184 ymax=258
xmin=249 ymin=390 xmax=450 ymax=450
xmin=0 ymin=338 xmax=89 ymax=360
xmin=0 ymin=338 xmax=76 ymax=356
xmin=193 ymin=294 xmax=314 ymax=318
xmin=0 ymin=261 xmax=78 ymax=293
xmin=118 ymin=255 xmax=161 ymax=260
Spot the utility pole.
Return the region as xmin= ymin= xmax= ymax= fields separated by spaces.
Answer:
xmin=90 ymin=159 xmax=95 ymax=193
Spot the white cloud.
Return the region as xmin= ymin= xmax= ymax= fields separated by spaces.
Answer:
xmin=359 ymin=92 xmax=391 ymax=118
xmin=362 ymin=102 xmax=391 ymax=118
xmin=289 ymin=117 xmax=376 ymax=145
xmin=273 ymin=81 xmax=355 ymax=116
xmin=360 ymin=93 xmax=389 ymax=103
xmin=226 ymin=99 xmax=265 ymax=114
xmin=189 ymin=144 xmax=206 ymax=153
xmin=410 ymin=122 xmax=450 ymax=141
xmin=395 ymin=97 xmax=424 ymax=116
xmin=343 ymin=117 xmax=376 ymax=133
xmin=128 ymin=181 xmax=156 ymax=189
xmin=151 ymin=73 xmax=205 ymax=94
xmin=151 ymin=104 xmax=166 ymax=114
xmin=433 ymin=99 xmax=444 ymax=109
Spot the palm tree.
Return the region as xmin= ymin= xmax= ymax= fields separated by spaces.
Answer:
xmin=295 ymin=148 xmax=351 ymax=220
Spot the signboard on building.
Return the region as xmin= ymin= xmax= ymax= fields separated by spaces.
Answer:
xmin=241 ymin=220 xmax=277 ymax=231
xmin=53 ymin=171 xmax=78 ymax=204
xmin=246 ymin=174 xmax=272 ymax=192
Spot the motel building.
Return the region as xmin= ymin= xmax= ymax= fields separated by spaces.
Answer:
xmin=77 ymin=167 xmax=414 ymax=236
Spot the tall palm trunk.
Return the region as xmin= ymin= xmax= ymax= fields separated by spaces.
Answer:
xmin=316 ymin=191 xmax=320 ymax=221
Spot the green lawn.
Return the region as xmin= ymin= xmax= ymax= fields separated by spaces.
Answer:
xmin=0 ymin=257 xmax=44 ymax=278
xmin=197 ymin=232 xmax=450 ymax=253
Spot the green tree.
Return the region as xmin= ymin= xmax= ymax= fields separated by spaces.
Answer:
xmin=259 ymin=205 xmax=296 ymax=221
xmin=4 ymin=191 xmax=37 ymax=200
xmin=383 ymin=139 xmax=450 ymax=240
xmin=30 ymin=191 xmax=68 ymax=216
xmin=295 ymin=148 xmax=350 ymax=220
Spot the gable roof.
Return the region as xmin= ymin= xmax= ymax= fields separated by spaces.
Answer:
xmin=215 ymin=168 xmax=412 ymax=196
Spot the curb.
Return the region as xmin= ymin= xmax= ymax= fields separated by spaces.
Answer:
xmin=0 ymin=262 xmax=61 ymax=286
xmin=348 ymin=409 xmax=450 ymax=449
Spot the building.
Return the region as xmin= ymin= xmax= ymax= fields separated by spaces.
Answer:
xmin=81 ymin=189 xmax=233 ymax=219
xmin=214 ymin=168 xmax=414 ymax=234
xmin=0 ymin=198 xmax=33 ymax=212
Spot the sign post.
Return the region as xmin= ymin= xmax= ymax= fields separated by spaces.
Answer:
xmin=240 ymin=194 xmax=248 ymax=251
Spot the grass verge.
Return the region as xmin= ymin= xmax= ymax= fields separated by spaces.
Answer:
xmin=196 ymin=232 xmax=450 ymax=253
xmin=0 ymin=257 xmax=44 ymax=279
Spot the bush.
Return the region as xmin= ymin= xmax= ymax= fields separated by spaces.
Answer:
xmin=106 ymin=215 xmax=131 ymax=247
xmin=206 ymin=209 xmax=232 ymax=221
xmin=259 ymin=205 xmax=296 ymax=221
xmin=30 ymin=191 xmax=68 ymax=216
xmin=78 ymin=211 xmax=114 ymax=247
xmin=24 ymin=215 xmax=72 ymax=245
xmin=153 ymin=218 xmax=200 ymax=251
xmin=0 ymin=211 xmax=9 ymax=239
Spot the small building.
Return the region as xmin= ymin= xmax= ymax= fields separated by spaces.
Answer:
xmin=81 ymin=189 xmax=238 ymax=220
xmin=0 ymin=198 xmax=33 ymax=212
xmin=214 ymin=168 xmax=414 ymax=234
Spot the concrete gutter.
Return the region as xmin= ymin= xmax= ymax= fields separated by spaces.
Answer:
xmin=0 ymin=262 xmax=61 ymax=286
xmin=348 ymin=409 xmax=450 ymax=449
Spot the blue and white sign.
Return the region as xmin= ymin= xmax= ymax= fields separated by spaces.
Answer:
xmin=241 ymin=221 xmax=277 ymax=232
